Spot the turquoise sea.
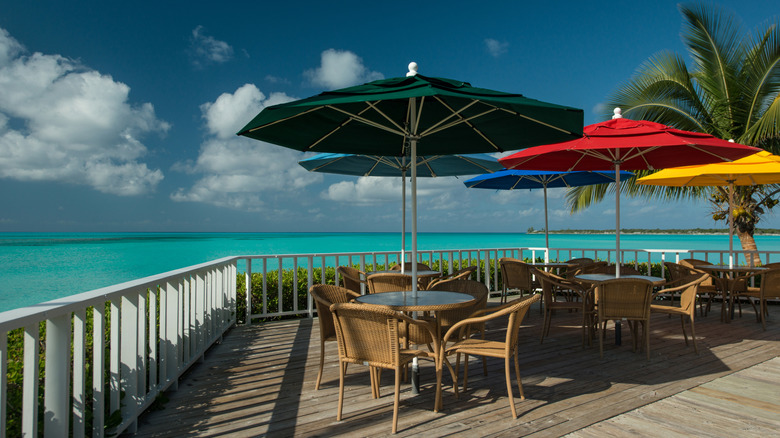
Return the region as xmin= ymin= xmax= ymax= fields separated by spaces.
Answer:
xmin=3 ymin=232 xmax=780 ymax=313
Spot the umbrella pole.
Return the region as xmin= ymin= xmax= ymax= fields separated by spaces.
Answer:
xmin=401 ymin=163 xmax=407 ymax=273
xmin=615 ymin=164 xmax=621 ymax=278
xmin=543 ymin=184 xmax=550 ymax=263
xmin=728 ymin=181 xmax=734 ymax=268
xmin=409 ymin=98 xmax=420 ymax=395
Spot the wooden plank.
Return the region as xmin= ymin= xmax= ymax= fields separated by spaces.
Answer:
xmin=126 ymin=299 xmax=780 ymax=437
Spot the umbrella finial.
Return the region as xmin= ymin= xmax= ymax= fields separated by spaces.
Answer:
xmin=407 ymin=62 xmax=418 ymax=77
xmin=612 ymin=107 xmax=622 ymax=119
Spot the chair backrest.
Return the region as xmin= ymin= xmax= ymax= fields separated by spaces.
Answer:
xmin=680 ymin=258 xmax=711 ymax=268
xmin=674 ymin=274 xmax=709 ymax=313
xmin=337 ymin=266 xmax=366 ymax=293
xmin=367 ymin=272 xmax=413 ymax=293
xmin=534 ymin=268 xmax=575 ymax=305
xmin=675 ymin=259 xmax=714 ymax=286
xmin=310 ymin=284 xmax=361 ymax=339
xmin=664 ymin=262 xmax=689 ymax=281
xmin=428 ymin=279 xmax=488 ymax=329
xmin=760 ymin=268 xmax=780 ymax=300
xmin=499 ymin=258 xmax=535 ymax=290
xmin=597 ymin=278 xmax=654 ymax=321
xmin=599 ymin=264 xmax=642 ymax=275
xmin=565 ymin=257 xmax=594 ymax=265
xmin=572 ymin=261 xmax=609 ymax=275
xmin=391 ymin=262 xmax=432 ymax=271
xmin=330 ymin=302 xmax=405 ymax=366
xmin=427 ymin=266 xmax=476 ymax=289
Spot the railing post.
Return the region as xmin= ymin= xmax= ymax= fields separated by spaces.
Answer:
xmin=72 ymin=309 xmax=86 ymax=438
xmin=44 ymin=314 xmax=70 ymax=438
xmin=22 ymin=324 xmax=39 ymax=437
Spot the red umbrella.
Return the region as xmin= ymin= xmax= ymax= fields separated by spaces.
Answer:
xmin=499 ymin=109 xmax=761 ymax=276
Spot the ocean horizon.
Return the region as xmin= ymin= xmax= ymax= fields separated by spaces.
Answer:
xmin=3 ymin=231 xmax=780 ymax=313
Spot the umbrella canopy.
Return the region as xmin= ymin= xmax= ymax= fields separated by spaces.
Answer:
xmin=300 ymin=152 xmax=503 ymax=265
xmin=238 ymin=69 xmax=583 ymax=156
xmin=637 ymin=150 xmax=780 ymax=267
xmin=239 ymin=63 xmax=584 ymax=294
xmin=499 ymin=110 xmax=761 ymax=276
xmin=464 ymin=169 xmax=634 ymax=249
xmin=298 ymin=152 xmax=503 ymax=177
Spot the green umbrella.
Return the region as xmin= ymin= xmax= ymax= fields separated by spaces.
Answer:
xmin=238 ymin=63 xmax=583 ymax=295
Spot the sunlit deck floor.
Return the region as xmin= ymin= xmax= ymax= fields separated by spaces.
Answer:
xmin=128 ymin=296 xmax=780 ymax=437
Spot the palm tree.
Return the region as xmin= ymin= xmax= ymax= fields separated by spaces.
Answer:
xmin=568 ymin=3 xmax=780 ymax=263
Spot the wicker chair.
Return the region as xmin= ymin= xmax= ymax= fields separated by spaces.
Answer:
xmin=367 ymin=272 xmax=413 ymax=294
xmin=436 ymin=294 xmax=539 ymax=417
xmin=596 ymin=278 xmax=654 ymax=359
xmin=565 ymin=257 xmax=594 ymax=266
xmin=309 ymin=284 xmax=361 ymax=390
xmin=391 ymin=262 xmax=436 ymax=289
xmin=651 ymin=273 xmax=710 ymax=354
xmin=730 ymin=268 xmax=780 ymax=330
xmin=337 ymin=265 xmax=367 ymax=294
xmin=427 ymin=266 xmax=476 ymax=290
xmin=535 ymin=268 xmax=594 ymax=346
xmin=330 ymin=302 xmax=439 ymax=433
xmin=499 ymin=258 xmax=539 ymax=304
xmin=679 ymin=258 xmax=722 ymax=316
xmin=428 ymin=279 xmax=489 ymax=380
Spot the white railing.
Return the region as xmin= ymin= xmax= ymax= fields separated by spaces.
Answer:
xmin=0 ymin=257 xmax=237 ymax=437
xmin=2 ymin=245 xmax=778 ymax=436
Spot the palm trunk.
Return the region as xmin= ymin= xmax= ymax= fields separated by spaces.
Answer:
xmin=736 ymin=229 xmax=761 ymax=266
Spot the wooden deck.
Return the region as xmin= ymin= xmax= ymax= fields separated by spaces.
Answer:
xmin=128 ymin=297 xmax=780 ymax=437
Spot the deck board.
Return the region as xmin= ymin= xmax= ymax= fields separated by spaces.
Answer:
xmin=127 ymin=297 xmax=780 ymax=437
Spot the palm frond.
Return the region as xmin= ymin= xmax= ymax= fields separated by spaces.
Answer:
xmin=679 ymin=3 xmax=744 ymax=120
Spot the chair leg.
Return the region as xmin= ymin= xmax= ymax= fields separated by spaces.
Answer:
xmin=599 ymin=321 xmax=605 ymax=358
xmin=505 ymin=354 xmax=517 ymax=419
xmin=315 ymin=339 xmax=325 ymax=390
xmin=689 ymin=316 xmax=698 ymax=355
xmin=463 ymin=354 xmax=470 ymax=391
xmin=644 ymin=320 xmax=650 ymax=360
xmin=337 ymin=362 xmax=346 ymax=421
xmin=680 ymin=315 xmax=689 ymax=346
xmin=392 ymin=367 xmax=401 ymax=434
xmin=540 ymin=310 xmax=549 ymax=344
xmin=514 ymin=350 xmax=524 ymax=401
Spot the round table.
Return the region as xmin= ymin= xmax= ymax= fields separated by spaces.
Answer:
xmin=575 ymin=273 xmax=666 ymax=287
xmin=355 ymin=290 xmax=475 ymax=394
xmin=695 ymin=264 xmax=767 ymax=322
xmin=574 ymin=274 xmax=666 ymax=346
xmin=356 ymin=290 xmax=475 ymax=311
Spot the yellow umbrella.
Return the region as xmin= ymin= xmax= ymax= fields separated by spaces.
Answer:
xmin=637 ymin=150 xmax=780 ymax=266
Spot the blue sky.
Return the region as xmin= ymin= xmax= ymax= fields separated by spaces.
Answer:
xmin=0 ymin=1 xmax=777 ymax=233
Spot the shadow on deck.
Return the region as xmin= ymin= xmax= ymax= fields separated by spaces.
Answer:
xmin=127 ymin=297 xmax=780 ymax=437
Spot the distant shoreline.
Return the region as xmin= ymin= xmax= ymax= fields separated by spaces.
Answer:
xmin=529 ymin=228 xmax=780 ymax=236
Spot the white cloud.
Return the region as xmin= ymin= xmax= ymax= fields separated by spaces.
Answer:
xmin=304 ymin=49 xmax=383 ymax=90
xmin=322 ymin=176 xmax=463 ymax=209
xmin=485 ymin=38 xmax=509 ymax=58
xmin=0 ymin=27 xmax=168 ymax=196
xmin=171 ymin=84 xmax=323 ymax=211
xmin=190 ymin=25 xmax=234 ymax=67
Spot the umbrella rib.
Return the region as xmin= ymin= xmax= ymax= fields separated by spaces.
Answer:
xmin=418 ymin=98 xmax=481 ymax=137
xmin=322 ymin=104 xmax=407 ymax=138
xmin=244 ymin=106 xmax=322 ymax=133
xmin=304 ymin=105 xmax=400 ymax=151
xmin=496 ymin=107 xmax=582 ymax=135
xmin=309 ymin=155 xmax=348 ymax=172
xmin=421 ymin=98 xmax=503 ymax=152
xmin=458 ymin=155 xmax=500 ymax=173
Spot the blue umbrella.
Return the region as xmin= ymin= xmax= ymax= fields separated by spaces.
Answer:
xmin=300 ymin=153 xmax=503 ymax=267
xmin=465 ymin=169 xmax=634 ymax=249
